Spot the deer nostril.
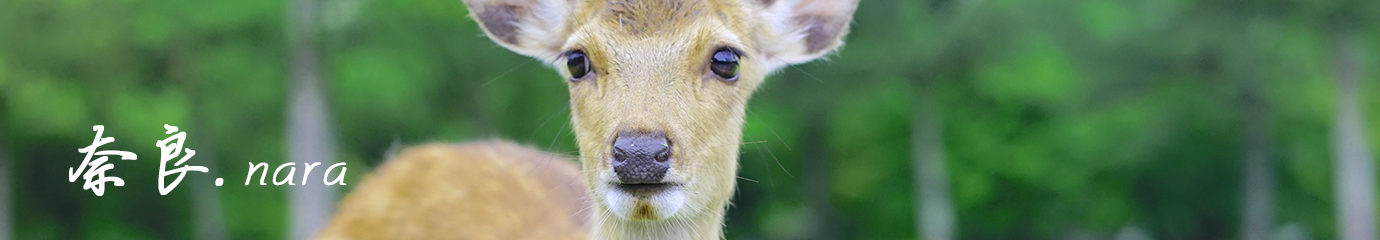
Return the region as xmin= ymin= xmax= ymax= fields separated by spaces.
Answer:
xmin=612 ymin=146 xmax=629 ymax=163
xmin=611 ymin=131 xmax=672 ymax=183
xmin=654 ymin=147 xmax=671 ymax=163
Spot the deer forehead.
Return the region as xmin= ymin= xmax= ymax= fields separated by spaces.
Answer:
xmin=589 ymin=0 xmax=740 ymax=35
xmin=567 ymin=0 xmax=752 ymax=44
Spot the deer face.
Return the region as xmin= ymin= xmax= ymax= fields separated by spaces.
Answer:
xmin=559 ymin=5 xmax=766 ymax=221
xmin=463 ymin=0 xmax=857 ymax=226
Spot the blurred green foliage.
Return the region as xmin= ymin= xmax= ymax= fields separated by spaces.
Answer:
xmin=1 ymin=0 xmax=1379 ymax=239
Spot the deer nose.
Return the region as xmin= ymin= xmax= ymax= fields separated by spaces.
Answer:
xmin=611 ymin=131 xmax=671 ymax=184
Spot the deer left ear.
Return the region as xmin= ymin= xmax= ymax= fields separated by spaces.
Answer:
xmin=754 ymin=0 xmax=860 ymax=70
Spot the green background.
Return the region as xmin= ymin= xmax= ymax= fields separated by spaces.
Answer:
xmin=1 ymin=0 xmax=1379 ymax=239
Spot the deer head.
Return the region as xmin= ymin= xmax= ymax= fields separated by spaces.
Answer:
xmin=460 ymin=0 xmax=858 ymax=238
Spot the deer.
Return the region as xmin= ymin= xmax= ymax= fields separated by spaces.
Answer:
xmin=316 ymin=0 xmax=858 ymax=238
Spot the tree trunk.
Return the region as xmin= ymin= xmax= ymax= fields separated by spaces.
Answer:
xmin=1240 ymin=84 xmax=1275 ymax=240
xmin=1330 ymin=30 xmax=1374 ymax=240
xmin=0 ymin=129 xmax=11 ymax=240
xmin=190 ymin=87 xmax=228 ymax=240
xmin=801 ymin=114 xmax=836 ymax=240
xmin=169 ymin=35 xmax=231 ymax=240
xmin=288 ymin=0 xmax=338 ymax=239
xmin=189 ymin=147 xmax=228 ymax=240
xmin=1238 ymin=25 xmax=1275 ymax=239
xmin=913 ymin=82 xmax=954 ymax=240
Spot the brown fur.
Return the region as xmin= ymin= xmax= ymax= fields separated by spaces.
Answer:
xmin=317 ymin=142 xmax=589 ymax=240
xmin=600 ymin=0 xmax=711 ymax=37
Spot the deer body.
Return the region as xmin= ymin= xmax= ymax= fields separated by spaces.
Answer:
xmin=319 ymin=0 xmax=857 ymax=238
xmin=317 ymin=142 xmax=589 ymax=240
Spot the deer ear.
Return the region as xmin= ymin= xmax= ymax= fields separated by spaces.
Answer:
xmin=754 ymin=0 xmax=859 ymax=69
xmin=463 ymin=0 xmax=571 ymax=59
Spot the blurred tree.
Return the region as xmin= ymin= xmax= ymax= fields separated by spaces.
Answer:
xmin=1240 ymin=17 xmax=1276 ymax=240
xmin=187 ymin=47 xmax=230 ymax=240
xmin=912 ymin=78 xmax=955 ymax=240
xmin=906 ymin=0 xmax=989 ymax=237
xmin=1239 ymin=63 xmax=1276 ymax=240
xmin=287 ymin=0 xmax=338 ymax=239
xmin=802 ymin=113 xmax=837 ymax=240
xmin=0 ymin=128 xmax=10 ymax=240
xmin=1239 ymin=64 xmax=1276 ymax=240
xmin=1329 ymin=29 xmax=1373 ymax=240
xmin=0 ymin=54 xmax=5 ymax=240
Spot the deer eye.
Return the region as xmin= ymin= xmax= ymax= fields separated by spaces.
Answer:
xmin=566 ymin=50 xmax=591 ymax=81
xmin=709 ymin=48 xmax=739 ymax=81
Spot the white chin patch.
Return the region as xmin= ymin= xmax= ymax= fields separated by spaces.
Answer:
xmin=605 ymin=186 xmax=686 ymax=220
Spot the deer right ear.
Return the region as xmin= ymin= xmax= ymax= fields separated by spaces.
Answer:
xmin=752 ymin=0 xmax=859 ymax=71
xmin=463 ymin=0 xmax=571 ymax=59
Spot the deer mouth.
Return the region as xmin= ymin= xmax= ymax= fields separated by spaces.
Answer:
xmin=604 ymin=182 xmax=686 ymax=220
xmin=613 ymin=182 xmax=675 ymax=196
